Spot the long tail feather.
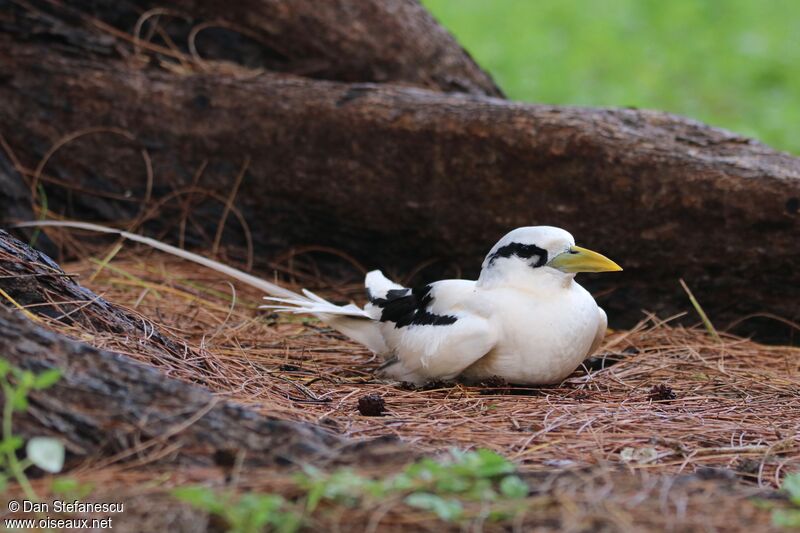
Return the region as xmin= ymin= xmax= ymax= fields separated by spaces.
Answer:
xmin=14 ymin=220 xmax=300 ymax=298
xmin=14 ymin=219 xmax=386 ymax=352
xmin=261 ymin=296 xmax=370 ymax=318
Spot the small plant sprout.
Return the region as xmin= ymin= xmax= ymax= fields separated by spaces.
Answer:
xmin=0 ymin=357 xmax=65 ymax=501
xmin=773 ymin=472 xmax=800 ymax=528
xmin=172 ymin=486 xmax=302 ymax=533
xmin=174 ymin=448 xmax=530 ymax=528
xmin=296 ymin=448 xmax=529 ymax=522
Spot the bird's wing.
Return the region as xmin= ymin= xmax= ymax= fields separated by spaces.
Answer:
xmin=375 ymin=280 xmax=497 ymax=383
xmin=379 ymin=312 xmax=497 ymax=383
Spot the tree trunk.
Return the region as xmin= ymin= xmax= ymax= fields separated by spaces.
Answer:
xmin=1 ymin=2 xmax=799 ymax=340
xmin=0 ymin=229 xmax=217 ymax=377
xmin=1 ymin=0 xmax=501 ymax=97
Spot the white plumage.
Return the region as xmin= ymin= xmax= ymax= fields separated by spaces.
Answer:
xmin=263 ymin=226 xmax=622 ymax=385
xmin=16 ymin=222 xmax=621 ymax=386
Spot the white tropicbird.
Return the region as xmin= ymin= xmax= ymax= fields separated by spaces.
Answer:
xmin=263 ymin=226 xmax=622 ymax=385
xmin=15 ymin=222 xmax=620 ymax=385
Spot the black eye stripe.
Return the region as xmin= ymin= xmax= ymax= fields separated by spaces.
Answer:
xmin=488 ymin=243 xmax=548 ymax=267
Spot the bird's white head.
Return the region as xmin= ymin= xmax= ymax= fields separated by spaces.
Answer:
xmin=478 ymin=226 xmax=622 ymax=287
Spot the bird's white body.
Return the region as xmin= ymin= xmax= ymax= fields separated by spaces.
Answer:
xmin=17 ymin=221 xmax=619 ymax=386
xmin=266 ymin=226 xmax=618 ymax=385
xmin=458 ymin=282 xmax=605 ymax=384
xmin=362 ymin=261 xmax=606 ymax=385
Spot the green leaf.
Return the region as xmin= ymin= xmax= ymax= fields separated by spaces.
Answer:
xmin=773 ymin=509 xmax=800 ymax=528
xmin=172 ymin=486 xmax=302 ymax=533
xmin=20 ymin=370 xmax=35 ymax=389
xmin=434 ymin=475 xmax=471 ymax=494
xmin=0 ymin=359 xmax=10 ymax=377
xmin=0 ymin=436 xmax=24 ymax=453
xmin=26 ymin=437 xmax=65 ymax=473
xmin=32 ymin=369 xmax=61 ymax=390
xmin=172 ymin=486 xmax=224 ymax=513
xmin=296 ymin=464 xmax=322 ymax=482
xmin=362 ymin=478 xmax=387 ymax=499
xmin=404 ymin=457 xmax=441 ymax=482
xmin=464 ymin=478 xmax=496 ymax=500
xmin=499 ymin=475 xmax=529 ymax=499
xmin=51 ymin=476 xmax=80 ymax=493
xmin=51 ymin=477 xmax=94 ymax=499
xmin=405 ymin=493 xmax=463 ymax=522
xmin=11 ymin=388 xmax=29 ymax=412
xmin=781 ymin=473 xmax=800 ymax=505
xmin=273 ymin=511 xmax=303 ymax=533
xmin=236 ymin=493 xmax=284 ymax=530
xmin=303 ymin=481 xmax=325 ymax=512
xmin=386 ymin=472 xmax=414 ymax=492
xmin=323 ymin=469 xmax=368 ymax=500
xmin=299 ymin=468 xmax=371 ymax=510
xmin=750 ymin=498 xmax=777 ymax=510
xmin=451 ymin=449 xmax=515 ymax=478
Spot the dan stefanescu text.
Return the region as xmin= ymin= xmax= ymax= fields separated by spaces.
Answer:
xmin=24 ymin=500 xmax=124 ymax=513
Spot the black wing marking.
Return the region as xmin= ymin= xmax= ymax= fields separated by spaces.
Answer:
xmin=367 ymin=288 xmax=410 ymax=304
xmin=369 ymin=285 xmax=457 ymax=328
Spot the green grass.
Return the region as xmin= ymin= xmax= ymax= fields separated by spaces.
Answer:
xmin=173 ymin=448 xmax=530 ymax=530
xmin=423 ymin=0 xmax=800 ymax=154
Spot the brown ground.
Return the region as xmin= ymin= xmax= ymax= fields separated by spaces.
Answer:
xmin=4 ymin=247 xmax=800 ymax=531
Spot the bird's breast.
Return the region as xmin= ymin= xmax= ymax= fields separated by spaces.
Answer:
xmin=465 ymin=285 xmax=601 ymax=384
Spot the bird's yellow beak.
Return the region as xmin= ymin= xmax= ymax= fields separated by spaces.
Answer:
xmin=547 ymin=245 xmax=623 ymax=273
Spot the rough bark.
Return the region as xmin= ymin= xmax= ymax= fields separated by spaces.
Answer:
xmin=0 ymin=229 xmax=222 ymax=379
xmin=2 ymin=42 xmax=799 ymax=338
xmin=0 ymin=152 xmax=32 ymax=224
xmin=1 ymin=0 xmax=501 ymax=97
xmin=0 ymin=304 xmax=413 ymax=467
